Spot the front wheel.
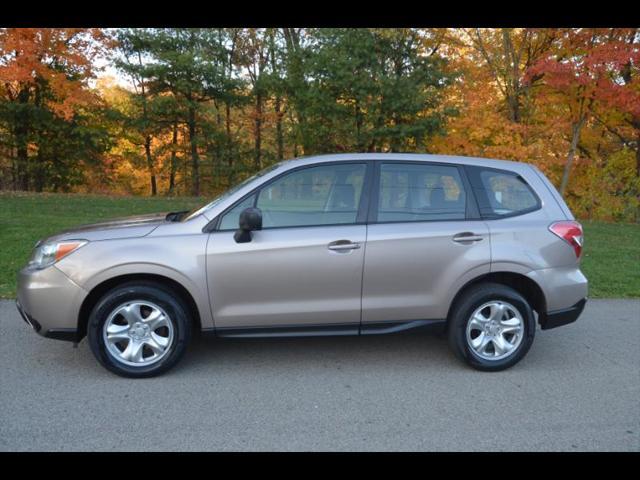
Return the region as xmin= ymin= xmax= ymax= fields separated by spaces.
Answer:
xmin=87 ymin=281 xmax=191 ymax=378
xmin=448 ymin=283 xmax=535 ymax=371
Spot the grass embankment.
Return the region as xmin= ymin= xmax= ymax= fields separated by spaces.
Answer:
xmin=0 ymin=192 xmax=203 ymax=298
xmin=0 ymin=192 xmax=638 ymax=299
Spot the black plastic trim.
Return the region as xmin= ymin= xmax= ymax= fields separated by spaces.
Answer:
xmin=360 ymin=319 xmax=446 ymax=335
xmin=540 ymin=298 xmax=587 ymax=330
xmin=45 ymin=328 xmax=80 ymax=342
xmin=215 ymin=322 xmax=360 ymax=338
xmin=211 ymin=319 xmax=446 ymax=338
xmin=15 ymin=300 xmax=41 ymax=332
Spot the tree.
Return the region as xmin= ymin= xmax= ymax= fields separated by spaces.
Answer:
xmin=237 ymin=28 xmax=271 ymax=170
xmin=461 ymin=28 xmax=556 ymax=123
xmin=526 ymin=28 xmax=640 ymax=196
xmin=298 ymin=28 xmax=454 ymax=153
xmin=134 ymin=28 xmax=238 ymax=196
xmin=0 ymin=28 xmax=108 ymax=190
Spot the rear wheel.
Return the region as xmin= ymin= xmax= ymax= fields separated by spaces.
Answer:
xmin=87 ymin=282 xmax=191 ymax=378
xmin=448 ymin=283 xmax=535 ymax=371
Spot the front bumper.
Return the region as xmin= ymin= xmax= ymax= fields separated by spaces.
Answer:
xmin=16 ymin=265 xmax=87 ymax=342
xmin=540 ymin=298 xmax=587 ymax=330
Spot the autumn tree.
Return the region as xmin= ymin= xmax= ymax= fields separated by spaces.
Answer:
xmin=526 ymin=28 xmax=640 ymax=196
xmin=127 ymin=28 xmax=239 ymax=196
xmin=0 ymin=28 xmax=110 ymax=191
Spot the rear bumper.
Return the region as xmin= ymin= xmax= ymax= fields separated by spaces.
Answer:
xmin=540 ymin=298 xmax=587 ymax=330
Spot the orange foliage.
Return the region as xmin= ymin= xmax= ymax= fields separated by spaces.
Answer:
xmin=0 ymin=28 xmax=107 ymax=118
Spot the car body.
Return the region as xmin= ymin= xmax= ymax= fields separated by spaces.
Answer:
xmin=16 ymin=153 xmax=588 ymax=377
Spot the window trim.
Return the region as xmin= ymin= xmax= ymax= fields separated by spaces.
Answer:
xmin=368 ymin=160 xmax=479 ymax=225
xmin=208 ymin=160 xmax=374 ymax=232
xmin=463 ymin=165 xmax=542 ymax=220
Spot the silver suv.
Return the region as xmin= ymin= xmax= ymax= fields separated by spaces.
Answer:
xmin=16 ymin=154 xmax=588 ymax=377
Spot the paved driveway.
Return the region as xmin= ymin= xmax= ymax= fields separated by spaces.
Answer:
xmin=0 ymin=298 xmax=638 ymax=451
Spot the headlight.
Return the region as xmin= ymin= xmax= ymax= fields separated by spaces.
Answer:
xmin=28 ymin=240 xmax=88 ymax=270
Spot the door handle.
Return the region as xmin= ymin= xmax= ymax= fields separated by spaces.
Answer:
xmin=328 ymin=240 xmax=361 ymax=251
xmin=452 ymin=232 xmax=484 ymax=243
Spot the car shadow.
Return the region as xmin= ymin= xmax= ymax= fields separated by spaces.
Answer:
xmin=172 ymin=327 xmax=459 ymax=375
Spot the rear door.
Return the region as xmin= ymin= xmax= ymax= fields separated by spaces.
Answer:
xmin=362 ymin=161 xmax=491 ymax=325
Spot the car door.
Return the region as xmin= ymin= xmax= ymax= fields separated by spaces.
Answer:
xmin=206 ymin=162 xmax=371 ymax=333
xmin=361 ymin=161 xmax=491 ymax=326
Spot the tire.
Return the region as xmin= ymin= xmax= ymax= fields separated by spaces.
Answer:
xmin=447 ymin=282 xmax=535 ymax=371
xmin=87 ymin=281 xmax=192 ymax=378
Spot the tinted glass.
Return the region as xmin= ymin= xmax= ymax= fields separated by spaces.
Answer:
xmin=477 ymin=170 xmax=539 ymax=217
xmin=377 ymin=163 xmax=466 ymax=222
xmin=218 ymin=194 xmax=256 ymax=230
xmin=255 ymin=163 xmax=366 ymax=228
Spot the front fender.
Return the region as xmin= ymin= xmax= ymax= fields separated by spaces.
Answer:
xmin=56 ymin=234 xmax=214 ymax=329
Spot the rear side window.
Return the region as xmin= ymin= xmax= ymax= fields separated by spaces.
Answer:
xmin=376 ymin=163 xmax=467 ymax=222
xmin=466 ymin=166 xmax=540 ymax=219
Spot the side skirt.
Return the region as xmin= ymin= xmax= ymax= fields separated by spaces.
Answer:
xmin=360 ymin=319 xmax=446 ymax=335
xmin=207 ymin=319 xmax=446 ymax=339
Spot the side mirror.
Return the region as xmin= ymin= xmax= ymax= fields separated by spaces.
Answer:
xmin=234 ymin=207 xmax=262 ymax=243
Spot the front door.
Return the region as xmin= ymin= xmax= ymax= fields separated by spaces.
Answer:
xmin=206 ymin=162 xmax=370 ymax=333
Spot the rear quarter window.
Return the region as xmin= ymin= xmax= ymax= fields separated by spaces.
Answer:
xmin=466 ymin=166 xmax=540 ymax=219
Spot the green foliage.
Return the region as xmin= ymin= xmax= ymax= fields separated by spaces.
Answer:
xmin=293 ymin=28 xmax=454 ymax=153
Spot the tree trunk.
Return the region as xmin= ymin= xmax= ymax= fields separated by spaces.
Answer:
xmin=33 ymin=81 xmax=46 ymax=192
xmin=355 ymin=101 xmax=364 ymax=151
xmin=188 ymin=105 xmax=200 ymax=197
xmin=275 ymin=94 xmax=284 ymax=160
xmin=15 ymin=86 xmax=30 ymax=191
xmin=636 ymin=125 xmax=640 ymax=179
xmin=282 ymin=28 xmax=310 ymax=154
xmin=636 ymin=124 xmax=640 ymax=222
xmin=560 ymin=117 xmax=585 ymax=197
xmin=254 ymin=92 xmax=262 ymax=169
xmin=168 ymin=121 xmax=179 ymax=195
xmin=501 ymin=29 xmax=522 ymax=124
xmin=144 ymin=135 xmax=157 ymax=196
xmin=224 ymin=101 xmax=235 ymax=186
xmin=34 ymin=147 xmax=45 ymax=193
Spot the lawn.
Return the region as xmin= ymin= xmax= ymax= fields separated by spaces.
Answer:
xmin=0 ymin=192 xmax=638 ymax=299
xmin=0 ymin=192 xmax=204 ymax=299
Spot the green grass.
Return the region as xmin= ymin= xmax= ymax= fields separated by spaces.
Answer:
xmin=580 ymin=221 xmax=640 ymax=298
xmin=1 ymin=192 xmax=638 ymax=299
xmin=0 ymin=192 xmax=204 ymax=299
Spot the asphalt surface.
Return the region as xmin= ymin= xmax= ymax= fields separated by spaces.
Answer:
xmin=0 ymin=299 xmax=638 ymax=451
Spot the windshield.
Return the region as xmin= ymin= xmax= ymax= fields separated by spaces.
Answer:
xmin=182 ymin=162 xmax=284 ymax=221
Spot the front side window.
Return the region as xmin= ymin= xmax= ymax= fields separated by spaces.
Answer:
xmin=244 ymin=163 xmax=367 ymax=229
xmin=376 ymin=163 xmax=467 ymax=222
xmin=218 ymin=193 xmax=256 ymax=230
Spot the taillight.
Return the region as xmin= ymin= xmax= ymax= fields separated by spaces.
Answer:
xmin=549 ymin=221 xmax=583 ymax=258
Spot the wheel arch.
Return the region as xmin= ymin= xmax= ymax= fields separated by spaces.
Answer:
xmin=77 ymin=273 xmax=203 ymax=341
xmin=446 ymin=271 xmax=547 ymax=327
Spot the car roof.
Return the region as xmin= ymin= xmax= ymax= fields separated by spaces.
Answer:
xmin=286 ymin=153 xmax=533 ymax=173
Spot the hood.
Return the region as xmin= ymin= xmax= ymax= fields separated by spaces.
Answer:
xmin=45 ymin=212 xmax=169 ymax=243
